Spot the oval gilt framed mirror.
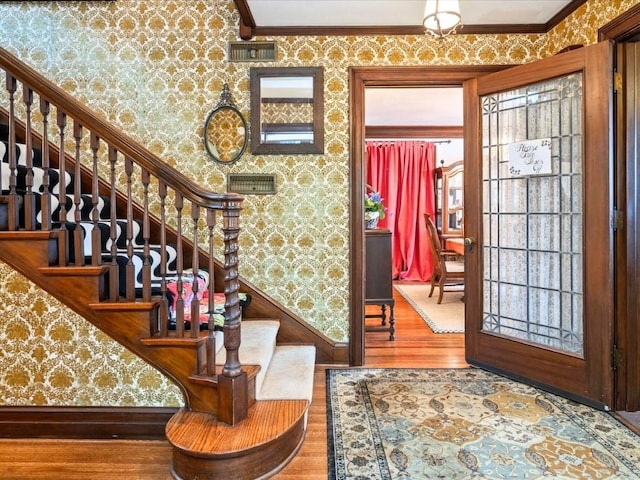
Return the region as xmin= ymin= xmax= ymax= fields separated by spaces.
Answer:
xmin=204 ymin=84 xmax=248 ymax=164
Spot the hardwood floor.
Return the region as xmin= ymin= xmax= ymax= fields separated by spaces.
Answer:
xmin=5 ymin=284 xmax=635 ymax=478
xmin=0 ymin=285 xmax=466 ymax=479
xmin=275 ymin=283 xmax=468 ymax=479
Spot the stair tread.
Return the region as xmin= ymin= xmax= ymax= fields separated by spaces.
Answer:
xmin=258 ymin=345 xmax=316 ymax=401
xmin=166 ymin=400 xmax=309 ymax=455
xmin=216 ymin=320 xmax=280 ymax=394
xmin=40 ymin=265 xmax=109 ymax=276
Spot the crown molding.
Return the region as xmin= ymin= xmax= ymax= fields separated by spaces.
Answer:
xmin=234 ymin=0 xmax=587 ymax=40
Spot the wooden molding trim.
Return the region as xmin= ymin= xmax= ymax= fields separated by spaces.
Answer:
xmin=250 ymin=24 xmax=548 ymax=38
xmin=233 ymin=0 xmax=255 ymax=28
xmin=232 ymin=0 xmax=586 ymax=39
xmin=599 ymin=3 xmax=640 ymax=41
xmin=0 ymin=406 xmax=177 ymax=440
xmin=365 ymin=125 xmax=463 ymax=139
xmin=546 ymin=0 xmax=588 ymax=31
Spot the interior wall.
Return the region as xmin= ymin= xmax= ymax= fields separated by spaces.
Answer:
xmin=0 ymin=0 xmax=635 ymax=406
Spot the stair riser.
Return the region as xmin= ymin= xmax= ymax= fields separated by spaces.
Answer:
xmin=0 ymin=202 xmax=6 ymax=230
xmin=0 ymin=235 xmax=58 ymax=268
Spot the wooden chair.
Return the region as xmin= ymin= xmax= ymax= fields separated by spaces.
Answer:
xmin=424 ymin=214 xmax=465 ymax=304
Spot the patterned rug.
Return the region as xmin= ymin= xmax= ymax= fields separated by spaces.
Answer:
xmin=394 ymin=283 xmax=464 ymax=333
xmin=326 ymin=368 xmax=640 ymax=479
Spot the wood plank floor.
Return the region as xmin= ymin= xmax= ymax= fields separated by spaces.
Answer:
xmin=275 ymin=283 xmax=468 ymax=479
xmin=0 ymin=285 xmax=468 ymax=479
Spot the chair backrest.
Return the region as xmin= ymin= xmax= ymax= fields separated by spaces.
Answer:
xmin=424 ymin=214 xmax=445 ymax=269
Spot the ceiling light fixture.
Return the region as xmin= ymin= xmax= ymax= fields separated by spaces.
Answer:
xmin=423 ymin=0 xmax=462 ymax=38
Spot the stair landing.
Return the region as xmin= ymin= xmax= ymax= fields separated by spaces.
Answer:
xmin=167 ymin=399 xmax=309 ymax=480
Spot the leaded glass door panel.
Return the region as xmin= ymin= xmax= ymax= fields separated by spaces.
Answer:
xmin=463 ymin=41 xmax=614 ymax=409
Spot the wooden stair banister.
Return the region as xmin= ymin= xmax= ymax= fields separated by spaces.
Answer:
xmin=0 ymin=99 xmax=345 ymax=369
xmin=0 ymin=46 xmax=248 ymax=424
xmin=0 ymin=50 xmax=232 ymax=210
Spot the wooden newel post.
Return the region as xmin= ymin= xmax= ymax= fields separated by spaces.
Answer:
xmin=217 ymin=197 xmax=247 ymax=425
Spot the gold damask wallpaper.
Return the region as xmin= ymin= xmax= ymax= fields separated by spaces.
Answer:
xmin=0 ymin=0 xmax=636 ymax=406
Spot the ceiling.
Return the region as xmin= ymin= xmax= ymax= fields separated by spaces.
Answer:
xmin=236 ymin=0 xmax=584 ymax=37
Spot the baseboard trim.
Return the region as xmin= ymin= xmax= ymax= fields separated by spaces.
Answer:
xmin=0 ymin=406 xmax=178 ymax=440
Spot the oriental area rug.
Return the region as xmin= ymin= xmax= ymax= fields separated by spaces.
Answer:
xmin=394 ymin=283 xmax=464 ymax=333
xmin=326 ymin=368 xmax=640 ymax=480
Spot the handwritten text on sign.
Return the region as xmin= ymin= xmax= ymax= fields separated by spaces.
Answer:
xmin=508 ymin=138 xmax=552 ymax=176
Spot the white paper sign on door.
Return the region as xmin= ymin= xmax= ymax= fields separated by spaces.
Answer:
xmin=508 ymin=138 xmax=552 ymax=176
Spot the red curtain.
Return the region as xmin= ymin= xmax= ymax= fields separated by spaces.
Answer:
xmin=366 ymin=141 xmax=436 ymax=281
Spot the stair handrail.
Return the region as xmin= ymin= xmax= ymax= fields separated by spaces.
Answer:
xmin=0 ymin=47 xmax=239 ymax=210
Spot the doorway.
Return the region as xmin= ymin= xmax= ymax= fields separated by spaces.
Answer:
xmin=364 ymin=87 xmax=465 ymax=338
xmin=353 ymin=47 xmax=616 ymax=407
xmin=598 ymin=2 xmax=640 ymax=420
xmin=350 ymin=50 xmax=637 ymax=425
xmin=349 ymin=66 xmax=508 ymax=367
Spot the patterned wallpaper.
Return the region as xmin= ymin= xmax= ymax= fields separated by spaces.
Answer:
xmin=261 ymin=102 xmax=313 ymax=125
xmin=0 ymin=0 xmax=636 ymax=406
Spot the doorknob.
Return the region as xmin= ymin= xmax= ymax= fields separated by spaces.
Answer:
xmin=464 ymin=237 xmax=476 ymax=252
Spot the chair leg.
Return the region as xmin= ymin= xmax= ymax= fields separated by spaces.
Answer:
xmin=437 ymin=276 xmax=445 ymax=304
xmin=429 ymin=270 xmax=437 ymax=298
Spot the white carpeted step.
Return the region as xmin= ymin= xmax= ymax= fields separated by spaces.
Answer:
xmin=257 ymin=345 xmax=316 ymax=402
xmin=216 ymin=319 xmax=280 ymax=395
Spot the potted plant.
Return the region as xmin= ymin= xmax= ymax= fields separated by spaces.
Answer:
xmin=364 ymin=191 xmax=386 ymax=229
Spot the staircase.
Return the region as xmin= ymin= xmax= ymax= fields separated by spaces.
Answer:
xmin=0 ymin=47 xmax=319 ymax=479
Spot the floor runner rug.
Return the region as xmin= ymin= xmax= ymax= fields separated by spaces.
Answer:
xmin=326 ymin=368 xmax=640 ymax=479
xmin=394 ymin=283 xmax=464 ymax=333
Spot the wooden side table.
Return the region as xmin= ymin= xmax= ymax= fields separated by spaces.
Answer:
xmin=365 ymin=228 xmax=395 ymax=340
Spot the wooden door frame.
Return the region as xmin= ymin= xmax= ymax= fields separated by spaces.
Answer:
xmin=348 ymin=65 xmax=509 ymax=366
xmin=600 ymin=4 xmax=640 ymax=412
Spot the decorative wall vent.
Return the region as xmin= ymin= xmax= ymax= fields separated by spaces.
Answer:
xmin=227 ymin=174 xmax=277 ymax=194
xmin=228 ymin=41 xmax=277 ymax=62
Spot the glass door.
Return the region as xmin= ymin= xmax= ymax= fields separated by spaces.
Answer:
xmin=464 ymin=41 xmax=614 ymax=409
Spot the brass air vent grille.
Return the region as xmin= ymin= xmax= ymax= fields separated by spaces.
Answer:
xmin=227 ymin=174 xmax=276 ymax=195
xmin=228 ymin=42 xmax=277 ymax=62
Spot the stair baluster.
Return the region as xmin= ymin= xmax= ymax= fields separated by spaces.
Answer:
xmin=22 ymin=85 xmax=36 ymax=230
xmin=206 ymin=208 xmax=217 ymax=375
xmin=158 ymin=180 xmax=169 ymax=337
xmin=108 ymin=145 xmax=119 ymax=301
xmin=89 ymin=132 xmax=101 ymax=267
xmin=141 ymin=168 xmax=152 ymax=302
xmin=55 ymin=110 xmax=68 ymax=266
xmin=123 ymin=156 xmax=136 ymax=300
xmin=72 ymin=121 xmax=85 ymax=266
xmin=5 ymin=74 xmax=19 ymax=230
xmin=190 ymin=203 xmax=200 ymax=340
xmin=174 ymin=191 xmax=185 ymax=337
xmin=38 ymin=97 xmax=52 ymax=231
